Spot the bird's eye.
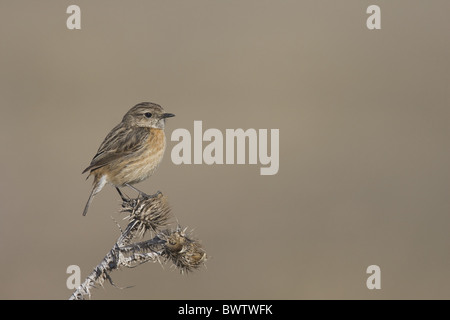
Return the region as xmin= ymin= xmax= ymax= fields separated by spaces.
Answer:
xmin=144 ymin=112 xmax=152 ymax=118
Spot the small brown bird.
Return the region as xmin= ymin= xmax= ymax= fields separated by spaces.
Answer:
xmin=82 ymin=102 xmax=175 ymax=216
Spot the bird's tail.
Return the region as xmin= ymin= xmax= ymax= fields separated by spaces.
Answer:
xmin=83 ymin=175 xmax=106 ymax=216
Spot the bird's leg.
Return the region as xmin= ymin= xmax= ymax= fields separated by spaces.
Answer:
xmin=125 ymin=184 xmax=147 ymax=197
xmin=125 ymin=184 xmax=162 ymax=199
xmin=115 ymin=187 xmax=128 ymax=201
xmin=125 ymin=184 xmax=160 ymax=198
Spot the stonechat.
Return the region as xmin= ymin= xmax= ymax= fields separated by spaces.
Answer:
xmin=82 ymin=102 xmax=175 ymax=216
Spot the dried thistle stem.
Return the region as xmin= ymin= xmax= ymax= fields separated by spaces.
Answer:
xmin=69 ymin=192 xmax=206 ymax=300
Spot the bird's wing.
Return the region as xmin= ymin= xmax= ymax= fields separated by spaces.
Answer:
xmin=82 ymin=124 xmax=149 ymax=174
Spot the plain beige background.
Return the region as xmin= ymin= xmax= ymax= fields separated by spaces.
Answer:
xmin=0 ymin=1 xmax=449 ymax=299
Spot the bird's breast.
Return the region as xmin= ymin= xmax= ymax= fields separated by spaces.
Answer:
xmin=108 ymin=128 xmax=166 ymax=186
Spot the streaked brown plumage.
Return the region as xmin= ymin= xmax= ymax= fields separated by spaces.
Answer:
xmin=82 ymin=102 xmax=175 ymax=216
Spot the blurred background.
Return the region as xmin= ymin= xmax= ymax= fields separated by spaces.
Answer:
xmin=0 ymin=0 xmax=449 ymax=299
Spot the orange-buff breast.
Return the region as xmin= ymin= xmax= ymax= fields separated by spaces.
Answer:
xmin=95 ymin=128 xmax=166 ymax=187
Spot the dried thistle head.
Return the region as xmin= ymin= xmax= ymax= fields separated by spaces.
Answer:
xmin=120 ymin=192 xmax=171 ymax=237
xmin=160 ymin=227 xmax=207 ymax=273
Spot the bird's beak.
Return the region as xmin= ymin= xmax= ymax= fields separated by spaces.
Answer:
xmin=162 ymin=113 xmax=175 ymax=119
